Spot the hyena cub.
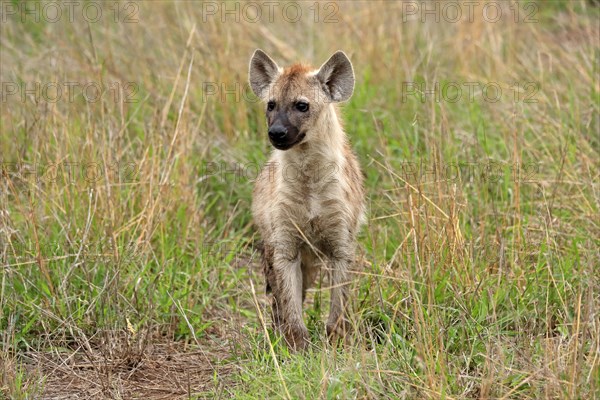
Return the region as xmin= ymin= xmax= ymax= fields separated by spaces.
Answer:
xmin=249 ymin=49 xmax=365 ymax=351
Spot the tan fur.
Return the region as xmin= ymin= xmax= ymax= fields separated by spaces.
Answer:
xmin=251 ymin=55 xmax=365 ymax=351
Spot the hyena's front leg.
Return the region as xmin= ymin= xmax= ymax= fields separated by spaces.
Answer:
xmin=271 ymin=247 xmax=309 ymax=351
xmin=326 ymin=255 xmax=352 ymax=344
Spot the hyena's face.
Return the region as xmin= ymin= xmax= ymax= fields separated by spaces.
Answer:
xmin=249 ymin=50 xmax=355 ymax=151
xmin=264 ymin=67 xmax=325 ymax=150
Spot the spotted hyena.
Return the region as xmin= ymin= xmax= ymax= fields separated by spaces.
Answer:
xmin=249 ymin=49 xmax=365 ymax=351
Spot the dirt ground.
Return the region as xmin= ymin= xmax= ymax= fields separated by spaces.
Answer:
xmin=19 ymin=329 xmax=236 ymax=399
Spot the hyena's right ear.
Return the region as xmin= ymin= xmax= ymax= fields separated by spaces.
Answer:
xmin=249 ymin=49 xmax=281 ymax=99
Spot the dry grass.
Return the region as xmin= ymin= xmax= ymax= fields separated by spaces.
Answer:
xmin=1 ymin=1 xmax=599 ymax=399
xmin=10 ymin=331 xmax=231 ymax=399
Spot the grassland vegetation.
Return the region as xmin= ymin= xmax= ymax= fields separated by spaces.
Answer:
xmin=1 ymin=1 xmax=598 ymax=398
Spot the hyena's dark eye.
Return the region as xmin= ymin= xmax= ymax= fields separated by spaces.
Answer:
xmin=267 ymin=101 xmax=276 ymax=111
xmin=295 ymin=101 xmax=309 ymax=112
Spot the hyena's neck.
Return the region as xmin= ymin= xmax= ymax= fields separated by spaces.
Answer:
xmin=281 ymin=105 xmax=347 ymax=168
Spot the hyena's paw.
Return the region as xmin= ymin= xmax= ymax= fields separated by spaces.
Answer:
xmin=326 ymin=318 xmax=351 ymax=347
xmin=281 ymin=323 xmax=310 ymax=352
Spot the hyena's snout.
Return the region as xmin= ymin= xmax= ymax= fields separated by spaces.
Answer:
xmin=267 ymin=112 xmax=305 ymax=150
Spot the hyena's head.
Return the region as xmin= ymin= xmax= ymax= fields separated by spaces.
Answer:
xmin=248 ymin=49 xmax=355 ymax=150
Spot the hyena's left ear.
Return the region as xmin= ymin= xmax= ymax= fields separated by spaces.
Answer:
xmin=316 ymin=51 xmax=355 ymax=102
xmin=249 ymin=49 xmax=281 ymax=99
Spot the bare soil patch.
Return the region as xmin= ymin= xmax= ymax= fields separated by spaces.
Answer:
xmin=19 ymin=330 xmax=234 ymax=399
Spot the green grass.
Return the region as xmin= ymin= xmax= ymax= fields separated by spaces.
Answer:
xmin=1 ymin=1 xmax=599 ymax=399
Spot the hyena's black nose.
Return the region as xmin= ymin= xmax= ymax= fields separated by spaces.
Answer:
xmin=268 ymin=125 xmax=287 ymax=141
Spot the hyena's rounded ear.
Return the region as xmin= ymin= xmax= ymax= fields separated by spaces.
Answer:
xmin=316 ymin=51 xmax=355 ymax=103
xmin=249 ymin=49 xmax=281 ymax=99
